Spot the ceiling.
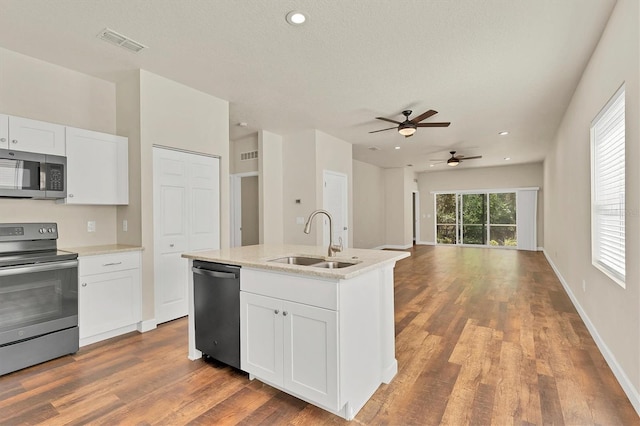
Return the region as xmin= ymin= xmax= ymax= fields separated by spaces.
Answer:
xmin=0 ymin=0 xmax=616 ymax=172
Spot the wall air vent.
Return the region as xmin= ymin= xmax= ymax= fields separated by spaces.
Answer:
xmin=240 ymin=150 xmax=259 ymax=161
xmin=98 ymin=28 xmax=147 ymax=53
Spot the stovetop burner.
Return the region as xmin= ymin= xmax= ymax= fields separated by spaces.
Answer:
xmin=0 ymin=222 xmax=78 ymax=268
xmin=0 ymin=250 xmax=78 ymax=268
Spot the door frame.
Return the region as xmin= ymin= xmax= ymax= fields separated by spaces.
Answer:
xmin=412 ymin=190 xmax=420 ymax=245
xmin=230 ymin=171 xmax=259 ymax=248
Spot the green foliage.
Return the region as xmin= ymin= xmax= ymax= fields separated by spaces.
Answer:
xmin=436 ymin=192 xmax=518 ymax=247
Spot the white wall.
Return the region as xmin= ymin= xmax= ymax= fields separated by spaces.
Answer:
xmin=384 ymin=168 xmax=411 ymax=248
xmin=417 ymin=163 xmax=544 ymax=245
xmin=315 ymin=131 xmax=353 ymax=247
xmin=231 ymin=133 xmax=258 ymax=174
xmin=116 ymin=69 xmax=229 ymax=321
xmin=259 ymin=130 xmax=283 ymax=244
xmin=544 ymin=0 xmax=640 ymax=411
xmin=353 ymin=160 xmax=386 ymax=248
xmin=0 ymin=47 xmax=119 ymax=248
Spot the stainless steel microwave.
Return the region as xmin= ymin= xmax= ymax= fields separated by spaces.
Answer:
xmin=0 ymin=149 xmax=67 ymax=199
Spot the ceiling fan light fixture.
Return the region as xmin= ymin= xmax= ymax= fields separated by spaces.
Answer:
xmin=398 ymin=125 xmax=416 ymax=136
xmin=447 ymin=159 xmax=460 ymax=166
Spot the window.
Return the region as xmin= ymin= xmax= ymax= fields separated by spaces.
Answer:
xmin=591 ymin=84 xmax=625 ymax=287
xmin=435 ymin=191 xmax=516 ymax=247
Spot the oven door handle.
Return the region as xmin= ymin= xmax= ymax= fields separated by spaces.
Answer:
xmin=0 ymin=260 xmax=78 ymax=277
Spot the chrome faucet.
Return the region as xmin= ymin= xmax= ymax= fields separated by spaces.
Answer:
xmin=304 ymin=209 xmax=343 ymax=257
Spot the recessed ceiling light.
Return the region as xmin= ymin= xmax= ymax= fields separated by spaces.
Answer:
xmin=429 ymin=164 xmax=434 ymax=167
xmin=286 ymin=11 xmax=307 ymax=25
xmin=499 ymin=131 xmax=509 ymax=136
xmin=504 ymin=157 xmax=511 ymax=160
xmin=394 ymin=146 xmax=400 ymax=150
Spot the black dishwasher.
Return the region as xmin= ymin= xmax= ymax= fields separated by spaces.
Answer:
xmin=192 ymin=261 xmax=241 ymax=369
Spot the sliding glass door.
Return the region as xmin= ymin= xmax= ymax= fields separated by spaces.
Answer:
xmin=435 ymin=191 xmax=517 ymax=247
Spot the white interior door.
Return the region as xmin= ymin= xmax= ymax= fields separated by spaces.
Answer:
xmin=153 ymin=147 xmax=220 ymax=324
xmin=323 ymin=170 xmax=348 ymax=249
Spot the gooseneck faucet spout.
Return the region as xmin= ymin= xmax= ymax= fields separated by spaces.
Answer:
xmin=304 ymin=209 xmax=343 ymax=257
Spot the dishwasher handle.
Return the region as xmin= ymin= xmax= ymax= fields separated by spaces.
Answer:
xmin=192 ymin=267 xmax=238 ymax=280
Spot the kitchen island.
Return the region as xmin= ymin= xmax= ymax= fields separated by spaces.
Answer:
xmin=182 ymin=244 xmax=409 ymax=420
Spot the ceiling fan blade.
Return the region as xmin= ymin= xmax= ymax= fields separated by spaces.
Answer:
xmin=429 ymin=159 xmax=447 ymax=162
xmin=416 ymin=122 xmax=451 ymax=127
xmin=410 ymin=109 xmax=437 ymax=124
xmin=461 ymin=155 xmax=482 ymax=160
xmin=369 ymin=126 xmax=398 ymax=134
xmin=405 ymin=133 xmax=414 ymax=138
xmin=375 ymin=117 xmax=402 ymax=125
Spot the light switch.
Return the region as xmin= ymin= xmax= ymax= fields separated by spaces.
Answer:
xmin=87 ymin=221 xmax=96 ymax=232
xmin=123 ymin=219 xmax=128 ymax=232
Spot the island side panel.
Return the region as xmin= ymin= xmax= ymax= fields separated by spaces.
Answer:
xmin=187 ymin=258 xmax=202 ymax=360
xmin=380 ymin=264 xmax=398 ymax=383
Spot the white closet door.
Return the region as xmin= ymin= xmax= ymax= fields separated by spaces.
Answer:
xmin=153 ymin=147 xmax=220 ymax=324
xmin=516 ymin=190 xmax=538 ymax=251
xmin=323 ymin=170 xmax=348 ymax=249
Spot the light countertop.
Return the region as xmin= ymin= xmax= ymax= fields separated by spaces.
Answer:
xmin=182 ymin=244 xmax=410 ymax=280
xmin=60 ymin=244 xmax=144 ymax=257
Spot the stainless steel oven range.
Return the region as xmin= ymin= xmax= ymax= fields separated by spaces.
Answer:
xmin=0 ymin=223 xmax=79 ymax=376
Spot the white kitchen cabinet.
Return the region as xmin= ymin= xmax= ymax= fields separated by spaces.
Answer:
xmin=78 ymin=251 xmax=142 ymax=346
xmin=0 ymin=114 xmax=8 ymax=149
xmin=242 ymin=291 xmax=339 ymax=410
xmin=65 ymin=127 xmax=128 ymax=204
xmin=6 ymin=115 xmax=65 ymax=156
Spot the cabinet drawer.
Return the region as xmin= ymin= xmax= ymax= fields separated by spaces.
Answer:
xmin=79 ymin=251 xmax=140 ymax=276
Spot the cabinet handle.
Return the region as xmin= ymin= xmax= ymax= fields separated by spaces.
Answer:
xmin=0 ymin=138 xmax=5 ymax=142
xmin=11 ymin=139 xmax=18 ymax=144
xmin=82 ymin=283 xmax=87 ymax=287
xmin=283 ymin=311 xmax=288 ymax=316
xmin=102 ymin=262 xmax=122 ymax=267
xmin=68 ymin=194 xmax=74 ymax=198
xmin=169 ymin=243 xmax=175 ymax=247
xmin=274 ymin=309 xmax=279 ymax=315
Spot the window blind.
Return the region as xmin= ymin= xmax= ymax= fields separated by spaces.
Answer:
xmin=591 ymin=84 xmax=625 ymax=286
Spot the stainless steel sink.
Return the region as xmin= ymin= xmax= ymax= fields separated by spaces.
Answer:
xmin=311 ymin=261 xmax=357 ymax=269
xmin=268 ymin=256 xmax=325 ymax=266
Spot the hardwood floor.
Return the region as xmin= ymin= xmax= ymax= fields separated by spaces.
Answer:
xmin=1 ymin=245 xmax=638 ymax=425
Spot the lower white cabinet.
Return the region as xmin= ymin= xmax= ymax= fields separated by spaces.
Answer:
xmin=78 ymin=251 xmax=141 ymax=346
xmin=241 ymin=292 xmax=339 ymax=410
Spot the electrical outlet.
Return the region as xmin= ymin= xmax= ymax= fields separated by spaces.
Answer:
xmin=87 ymin=221 xmax=96 ymax=232
xmin=123 ymin=219 xmax=128 ymax=232
xmin=296 ymin=217 xmax=305 ymax=225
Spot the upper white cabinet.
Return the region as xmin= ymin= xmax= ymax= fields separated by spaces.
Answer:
xmin=6 ymin=115 xmax=66 ymax=156
xmin=0 ymin=114 xmax=8 ymax=149
xmin=65 ymin=127 xmax=129 ymax=205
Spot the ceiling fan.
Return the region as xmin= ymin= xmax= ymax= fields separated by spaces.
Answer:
xmin=431 ymin=151 xmax=483 ymax=167
xmin=369 ymin=109 xmax=450 ymax=138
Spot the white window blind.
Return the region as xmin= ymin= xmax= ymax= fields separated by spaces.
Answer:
xmin=591 ymin=84 xmax=625 ymax=287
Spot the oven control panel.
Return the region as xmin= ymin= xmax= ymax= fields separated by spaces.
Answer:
xmin=0 ymin=223 xmax=58 ymax=241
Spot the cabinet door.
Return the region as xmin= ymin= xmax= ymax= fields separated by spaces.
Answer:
xmin=283 ymin=301 xmax=339 ymax=410
xmin=240 ymin=292 xmax=283 ymax=387
xmin=79 ymin=269 xmax=140 ymax=339
xmin=8 ymin=116 xmax=65 ymax=156
xmin=65 ymin=127 xmax=128 ymax=204
xmin=0 ymin=114 xmax=8 ymax=149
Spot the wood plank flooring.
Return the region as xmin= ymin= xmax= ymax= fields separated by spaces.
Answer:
xmin=1 ymin=245 xmax=638 ymax=425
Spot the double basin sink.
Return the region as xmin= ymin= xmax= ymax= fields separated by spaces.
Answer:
xmin=268 ymin=255 xmax=358 ymax=269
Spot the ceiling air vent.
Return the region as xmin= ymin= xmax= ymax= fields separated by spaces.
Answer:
xmin=240 ymin=150 xmax=258 ymax=161
xmin=98 ymin=28 xmax=147 ymax=53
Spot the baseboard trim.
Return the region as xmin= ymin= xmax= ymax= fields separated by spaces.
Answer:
xmin=542 ymin=249 xmax=640 ymax=416
xmin=415 ymin=241 xmax=435 ymax=246
xmin=375 ymin=244 xmax=413 ymax=250
xmin=137 ymin=319 xmax=157 ymax=333
xmin=537 ymin=246 xmax=544 ymax=251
